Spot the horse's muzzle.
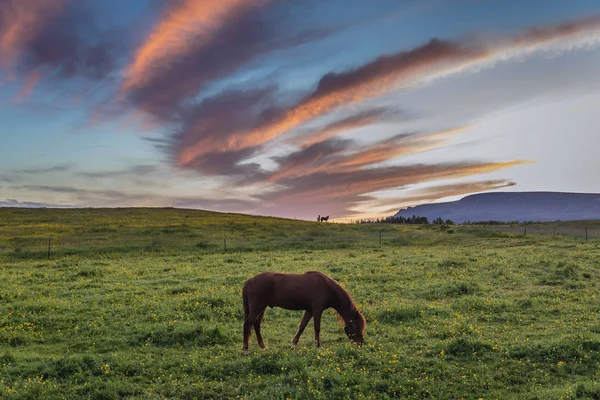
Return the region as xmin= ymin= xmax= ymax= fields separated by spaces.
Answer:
xmin=348 ymin=334 xmax=364 ymax=345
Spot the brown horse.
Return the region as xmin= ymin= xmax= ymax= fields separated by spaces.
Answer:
xmin=320 ymin=215 xmax=329 ymax=222
xmin=242 ymin=271 xmax=366 ymax=353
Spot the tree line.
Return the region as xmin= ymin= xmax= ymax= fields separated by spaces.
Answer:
xmin=354 ymin=215 xmax=454 ymax=225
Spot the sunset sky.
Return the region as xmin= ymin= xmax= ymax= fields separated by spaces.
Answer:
xmin=1 ymin=0 xmax=600 ymax=221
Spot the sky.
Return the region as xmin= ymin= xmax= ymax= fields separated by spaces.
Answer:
xmin=1 ymin=0 xmax=600 ymax=221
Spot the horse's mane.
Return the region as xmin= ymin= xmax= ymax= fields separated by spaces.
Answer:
xmin=318 ymin=273 xmax=358 ymax=326
xmin=326 ymin=276 xmax=366 ymax=334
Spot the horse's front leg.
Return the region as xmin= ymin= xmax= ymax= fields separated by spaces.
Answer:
xmin=313 ymin=309 xmax=323 ymax=348
xmin=254 ymin=309 xmax=268 ymax=350
xmin=291 ymin=310 xmax=313 ymax=348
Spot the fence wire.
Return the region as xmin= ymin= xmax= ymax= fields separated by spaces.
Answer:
xmin=468 ymin=224 xmax=600 ymax=240
xmin=1 ymin=225 xmax=597 ymax=259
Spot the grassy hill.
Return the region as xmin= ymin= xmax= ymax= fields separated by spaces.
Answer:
xmin=0 ymin=207 xmax=414 ymax=256
xmin=1 ymin=208 xmax=600 ymax=399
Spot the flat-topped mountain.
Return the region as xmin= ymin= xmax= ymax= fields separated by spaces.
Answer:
xmin=394 ymin=192 xmax=600 ymax=223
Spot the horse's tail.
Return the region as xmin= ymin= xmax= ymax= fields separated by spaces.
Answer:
xmin=242 ymin=283 xmax=250 ymax=320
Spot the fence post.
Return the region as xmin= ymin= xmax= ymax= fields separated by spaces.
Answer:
xmin=224 ymin=238 xmax=227 ymax=252
xmin=47 ymin=238 xmax=51 ymax=260
xmin=524 ymin=226 xmax=527 ymax=236
xmin=586 ymin=228 xmax=588 ymax=242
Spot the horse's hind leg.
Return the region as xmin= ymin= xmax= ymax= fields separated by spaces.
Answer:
xmin=254 ymin=309 xmax=268 ymax=350
xmin=291 ymin=310 xmax=313 ymax=348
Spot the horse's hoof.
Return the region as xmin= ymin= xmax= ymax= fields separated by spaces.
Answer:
xmin=261 ymin=346 xmax=269 ymax=350
xmin=243 ymin=349 xmax=250 ymax=355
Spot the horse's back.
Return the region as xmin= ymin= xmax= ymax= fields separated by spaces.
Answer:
xmin=244 ymin=271 xmax=331 ymax=311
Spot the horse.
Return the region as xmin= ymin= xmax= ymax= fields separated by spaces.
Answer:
xmin=320 ymin=215 xmax=329 ymax=222
xmin=317 ymin=214 xmax=321 ymax=222
xmin=242 ymin=271 xmax=366 ymax=353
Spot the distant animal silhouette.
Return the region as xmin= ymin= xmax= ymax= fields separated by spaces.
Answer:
xmin=317 ymin=214 xmax=321 ymax=222
xmin=320 ymin=215 xmax=329 ymax=222
xmin=242 ymin=271 xmax=366 ymax=353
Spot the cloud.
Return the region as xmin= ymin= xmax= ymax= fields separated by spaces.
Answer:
xmin=18 ymin=185 xmax=88 ymax=194
xmin=290 ymin=107 xmax=397 ymax=146
xmin=255 ymin=160 xmax=528 ymax=219
xmin=123 ymin=0 xmax=271 ymax=92
xmin=322 ymin=126 xmax=470 ymax=173
xmin=0 ymin=164 xmax=72 ymax=185
xmin=13 ymin=70 xmax=40 ymax=102
xmin=174 ymin=15 xmax=600 ymax=163
xmin=0 ymin=0 xmax=148 ymax=113
xmin=173 ymin=86 xmax=280 ymax=168
xmin=19 ymin=164 xmax=71 ymax=174
xmin=269 ymin=138 xmax=355 ymax=182
xmin=0 ymin=199 xmax=74 ymax=208
xmin=23 ymin=2 xmax=134 ymax=84
xmin=354 ymin=179 xmax=518 ymax=216
xmin=275 ymin=161 xmax=527 ymax=202
xmin=10 ymin=184 xmax=257 ymax=211
xmin=268 ymin=125 xmax=471 ymax=181
xmin=79 ymin=165 xmax=157 ymax=179
xmin=0 ymin=0 xmax=66 ymax=69
xmin=123 ymin=2 xmax=330 ymax=124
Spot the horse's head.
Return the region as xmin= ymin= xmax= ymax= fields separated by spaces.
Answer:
xmin=344 ymin=310 xmax=366 ymax=345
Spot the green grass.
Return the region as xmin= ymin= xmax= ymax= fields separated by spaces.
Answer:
xmin=1 ymin=208 xmax=600 ymax=399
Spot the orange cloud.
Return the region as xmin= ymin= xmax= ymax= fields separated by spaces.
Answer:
xmin=123 ymin=0 xmax=271 ymax=92
xmin=13 ymin=70 xmax=40 ymax=102
xmin=263 ymin=160 xmax=530 ymax=221
xmin=291 ymin=107 xmax=391 ymax=146
xmin=0 ymin=0 xmax=65 ymax=69
xmin=269 ymin=125 xmax=473 ymax=182
xmin=350 ymin=179 xmax=518 ymax=217
xmin=333 ymin=125 xmax=473 ymax=172
xmin=178 ymin=15 xmax=600 ymax=162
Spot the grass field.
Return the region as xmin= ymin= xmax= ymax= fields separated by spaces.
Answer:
xmin=1 ymin=208 xmax=600 ymax=399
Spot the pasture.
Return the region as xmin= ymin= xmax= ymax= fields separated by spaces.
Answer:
xmin=1 ymin=208 xmax=600 ymax=399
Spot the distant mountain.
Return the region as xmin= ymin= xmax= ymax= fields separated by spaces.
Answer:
xmin=394 ymin=192 xmax=600 ymax=223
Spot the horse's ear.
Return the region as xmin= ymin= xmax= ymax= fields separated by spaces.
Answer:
xmin=353 ymin=310 xmax=360 ymax=319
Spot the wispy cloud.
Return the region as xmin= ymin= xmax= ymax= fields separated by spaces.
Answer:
xmin=79 ymin=165 xmax=157 ymax=179
xmin=0 ymin=0 xmax=65 ymax=69
xmin=121 ymin=1 xmax=330 ymax=127
xmin=255 ymin=160 xmax=528 ymax=219
xmin=0 ymin=0 xmax=131 ymax=113
xmin=269 ymin=125 xmax=472 ymax=181
xmin=123 ymin=0 xmax=271 ymax=92
xmin=20 ymin=164 xmax=71 ymax=174
xmin=290 ymin=107 xmax=396 ymax=146
xmin=269 ymin=138 xmax=355 ymax=182
xmin=0 ymin=199 xmax=74 ymax=208
xmin=174 ymin=87 xmax=278 ymax=168
xmin=351 ymin=179 xmax=518 ymax=217
xmin=13 ymin=70 xmax=40 ymax=102
xmin=10 ymin=184 xmax=256 ymax=212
